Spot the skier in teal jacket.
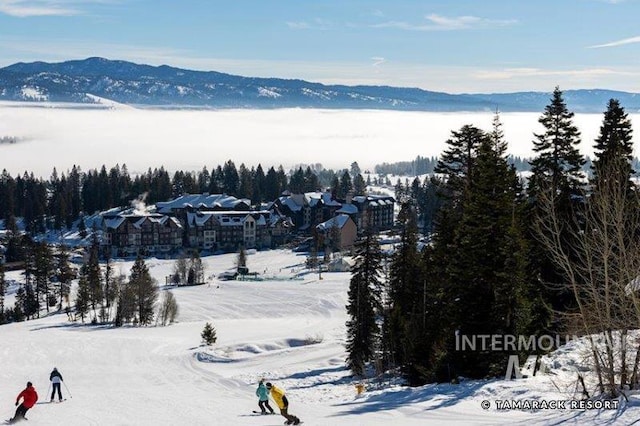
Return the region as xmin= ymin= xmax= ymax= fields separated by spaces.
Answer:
xmin=256 ymin=379 xmax=275 ymax=414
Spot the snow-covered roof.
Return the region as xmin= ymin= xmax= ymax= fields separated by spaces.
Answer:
xmin=282 ymin=197 xmax=302 ymax=212
xmin=336 ymin=203 xmax=358 ymax=214
xmin=156 ymin=193 xmax=250 ymax=213
xmin=186 ymin=210 xmax=273 ymax=228
xmin=104 ymin=212 xmax=182 ymax=230
xmin=104 ymin=217 xmax=126 ymax=230
xmin=316 ymin=214 xmax=352 ymax=232
xmin=279 ymin=191 xmax=341 ymax=211
xmin=352 ymin=195 xmax=395 ymax=205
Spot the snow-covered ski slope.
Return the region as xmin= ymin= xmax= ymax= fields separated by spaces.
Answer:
xmin=1 ymin=249 xmax=639 ymax=425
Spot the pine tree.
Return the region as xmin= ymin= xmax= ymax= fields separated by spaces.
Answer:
xmin=435 ymin=124 xmax=485 ymax=204
xmin=338 ymin=171 xmax=353 ymax=199
xmin=75 ymin=267 xmax=91 ymax=323
xmin=55 ymin=245 xmax=75 ymax=310
xmin=303 ymin=166 xmax=319 ymax=192
xmin=222 ymin=160 xmax=239 ymax=195
xmin=114 ymin=278 xmax=136 ymax=327
xmin=201 ymin=322 xmax=217 ymax=345
xmin=387 ymin=202 xmax=422 ymax=371
xmin=129 ymin=256 xmax=158 ymax=326
xmin=346 ymin=233 xmax=383 ymax=376
xmin=35 ymin=242 xmax=55 ymax=314
xmin=87 ymin=236 xmax=103 ymax=321
xmin=447 ymin=121 xmax=529 ymax=377
xmin=592 ymin=99 xmax=634 ymax=195
xmin=528 ymin=87 xmax=585 ymax=201
xmin=353 ymin=174 xmax=367 ymax=195
xmin=527 ymin=87 xmax=585 ymax=323
xmin=188 ymin=250 xmax=204 ymax=284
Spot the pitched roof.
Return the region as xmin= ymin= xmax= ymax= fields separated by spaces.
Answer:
xmin=316 ymin=214 xmax=352 ymax=231
xmin=156 ymin=193 xmax=250 ymax=213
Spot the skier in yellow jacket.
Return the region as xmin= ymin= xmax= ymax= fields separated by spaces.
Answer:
xmin=266 ymin=382 xmax=301 ymax=425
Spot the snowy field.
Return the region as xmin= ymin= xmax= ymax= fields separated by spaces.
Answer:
xmin=0 ymin=102 xmax=630 ymax=177
xmin=2 ymin=249 xmax=640 ymax=425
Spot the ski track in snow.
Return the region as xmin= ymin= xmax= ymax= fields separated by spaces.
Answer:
xmin=1 ymin=249 xmax=640 ymax=425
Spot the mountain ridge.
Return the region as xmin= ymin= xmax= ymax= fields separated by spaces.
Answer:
xmin=1 ymin=57 xmax=638 ymax=112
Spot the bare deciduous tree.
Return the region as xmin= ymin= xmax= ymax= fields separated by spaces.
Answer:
xmin=534 ymin=160 xmax=640 ymax=397
xmin=157 ymin=291 xmax=179 ymax=326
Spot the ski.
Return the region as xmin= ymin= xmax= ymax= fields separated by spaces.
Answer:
xmin=251 ymin=410 xmax=275 ymax=415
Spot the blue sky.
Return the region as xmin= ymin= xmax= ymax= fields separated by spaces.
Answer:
xmin=1 ymin=0 xmax=640 ymax=93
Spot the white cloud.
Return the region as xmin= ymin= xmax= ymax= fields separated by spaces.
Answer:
xmin=474 ymin=67 xmax=632 ymax=80
xmin=0 ymin=0 xmax=79 ymax=16
xmin=589 ymin=35 xmax=640 ymax=48
xmin=371 ymin=13 xmax=517 ymax=31
xmin=0 ymin=0 xmax=115 ymax=17
xmin=286 ymin=21 xmax=311 ymax=30
xmin=371 ymin=57 xmax=385 ymax=67
xmin=286 ymin=18 xmax=332 ymax=30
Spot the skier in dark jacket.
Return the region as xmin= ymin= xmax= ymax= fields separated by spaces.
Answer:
xmin=10 ymin=381 xmax=38 ymax=423
xmin=49 ymin=367 xmax=64 ymax=402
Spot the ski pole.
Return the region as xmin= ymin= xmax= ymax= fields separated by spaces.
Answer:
xmin=46 ymin=383 xmax=51 ymax=400
xmin=63 ymin=381 xmax=72 ymax=398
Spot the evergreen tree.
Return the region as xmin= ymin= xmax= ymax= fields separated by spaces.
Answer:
xmin=197 ymin=166 xmax=211 ymax=193
xmin=75 ymin=268 xmax=91 ymax=323
xmin=264 ymin=167 xmax=282 ymax=201
xmin=87 ymin=236 xmax=103 ymax=321
xmin=252 ymin=164 xmax=265 ymax=203
xmin=346 ymin=233 xmax=383 ymax=376
xmin=446 ymin=119 xmax=530 ymax=378
xmin=188 ymin=250 xmax=204 ymax=284
xmin=222 ymin=160 xmax=239 ymax=195
xmin=387 ymin=202 xmax=422 ymax=372
xmin=591 ymin=98 xmax=634 ymax=195
xmin=527 ymin=87 xmax=585 ymax=322
xmin=435 ymin=124 xmax=485 ymax=205
xmin=114 ymin=278 xmax=136 ymax=327
xmin=34 ymin=242 xmax=53 ymax=315
xmin=238 ymin=163 xmax=253 ymax=199
xmin=201 ymin=322 xmax=217 ymax=345
xmin=103 ymin=255 xmax=118 ymax=320
xmin=350 ymin=161 xmax=362 ymax=177
xmin=528 ymin=87 xmax=585 ymax=202
xmin=129 ymin=256 xmax=158 ymax=326
xmin=54 ymin=245 xmax=75 ymax=310
xmin=303 ymin=167 xmax=319 ymax=192
xmin=338 ymin=171 xmax=353 ymax=199
xmin=289 ymin=167 xmax=305 ymax=193
xmin=353 ymin=174 xmax=367 ymax=195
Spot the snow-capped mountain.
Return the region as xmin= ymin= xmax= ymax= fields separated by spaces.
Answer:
xmin=0 ymin=57 xmax=638 ymax=112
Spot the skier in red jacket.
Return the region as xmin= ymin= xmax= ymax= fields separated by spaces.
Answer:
xmin=9 ymin=382 xmax=38 ymax=423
